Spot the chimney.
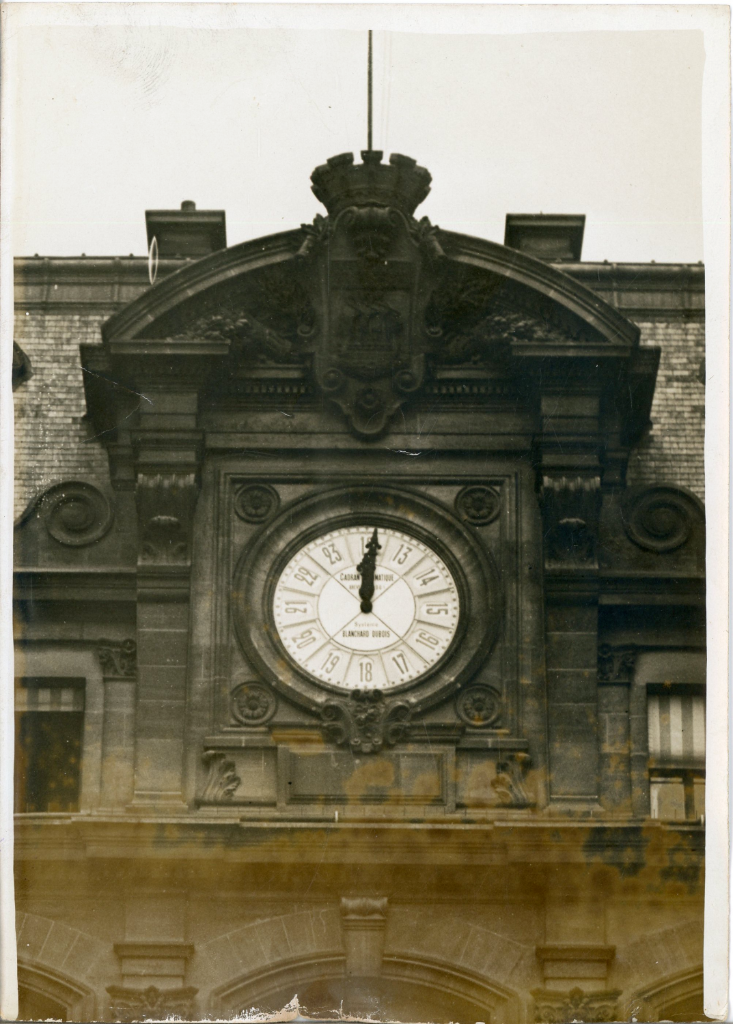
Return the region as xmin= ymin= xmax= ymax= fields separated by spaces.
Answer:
xmin=504 ymin=214 xmax=585 ymax=262
xmin=145 ymin=201 xmax=227 ymax=258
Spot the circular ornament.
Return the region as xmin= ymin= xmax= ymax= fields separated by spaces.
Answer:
xmin=41 ymin=482 xmax=113 ymax=546
xmin=322 ymin=368 xmax=344 ymax=392
xmin=231 ymin=682 xmax=278 ymax=726
xmin=456 ymin=485 xmax=500 ymax=526
xmin=394 ymin=369 xmax=419 ymax=393
xmin=621 ymin=487 xmax=698 ymax=553
xmin=234 ymin=484 xmax=279 ymax=524
xmin=456 ymin=685 xmax=501 ymax=727
xmin=356 ymin=387 xmax=384 ymax=415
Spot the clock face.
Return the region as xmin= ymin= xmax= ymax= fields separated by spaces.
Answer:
xmin=273 ymin=526 xmax=460 ymax=690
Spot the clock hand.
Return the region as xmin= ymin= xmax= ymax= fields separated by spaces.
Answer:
xmin=356 ymin=528 xmax=381 ymax=613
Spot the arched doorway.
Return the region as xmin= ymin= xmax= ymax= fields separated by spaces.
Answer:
xmin=17 ymin=988 xmax=67 ymax=1022
xmin=16 ymin=963 xmax=94 ymax=1022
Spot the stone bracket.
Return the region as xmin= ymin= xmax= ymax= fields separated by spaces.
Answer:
xmin=340 ymin=897 xmax=389 ymax=977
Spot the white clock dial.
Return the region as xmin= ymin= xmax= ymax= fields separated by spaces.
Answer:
xmin=273 ymin=526 xmax=460 ymax=690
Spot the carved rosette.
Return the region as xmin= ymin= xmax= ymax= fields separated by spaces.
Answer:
xmin=456 ymin=685 xmax=502 ymax=727
xmin=621 ymin=486 xmax=699 ymax=552
xmin=598 ymin=644 xmax=637 ymax=684
xmin=234 ymin=483 xmax=279 ymax=524
xmin=321 ymin=689 xmax=411 ymax=753
xmin=136 ymin=472 xmax=199 ymax=566
xmin=540 ymin=474 xmax=601 ymax=568
xmin=532 ymin=987 xmax=621 ymax=1024
xmin=96 ymin=639 xmax=137 ymax=679
xmin=491 ymin=752 xmax=532 ymax=807
xmin=106 ymin=984 xmax=198 ymax=1023
xmin=200 ymin=751 xmax=241 ymax=803
xmin=230 ymin=681 xmax=277 ymax=726
xmin=39 ymin=481 xmax=114 ymax=546
xmin=455 ymin=485 xmax=501 ymax=526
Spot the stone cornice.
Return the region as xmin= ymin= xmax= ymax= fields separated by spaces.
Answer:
xmin=14 ymin=254 xmax=705 ymax=318
xmin=13 ymin=816 xmax=704 ymax=868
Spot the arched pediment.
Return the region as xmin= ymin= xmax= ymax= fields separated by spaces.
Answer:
xmin=92 ymin=150 xmax=651 ymax=440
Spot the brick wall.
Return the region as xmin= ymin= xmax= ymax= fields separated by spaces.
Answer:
xmin=13 ymin=312 xmax=110 ymax=520
xmin=12 ymin=308 xmax=706 ymax=519
xmin=626 ymin=318 xmax=705 ymax=502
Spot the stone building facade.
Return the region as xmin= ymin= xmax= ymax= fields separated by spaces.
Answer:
xmin=13 ymin=151 xmax=706 ymax=1023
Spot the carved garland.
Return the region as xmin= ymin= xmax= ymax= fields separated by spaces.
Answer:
xmin=532 ymin=987 xmax=621 ymax=1024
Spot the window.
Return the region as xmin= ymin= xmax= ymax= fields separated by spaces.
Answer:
xmin=14 ymin=678 xmax=85 ymax=813
xmin=648 ymin=688 xmax=705 ymax=822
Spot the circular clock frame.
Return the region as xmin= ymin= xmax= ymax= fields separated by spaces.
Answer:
xmin=232 ymin=486 xmax=502 ymax=713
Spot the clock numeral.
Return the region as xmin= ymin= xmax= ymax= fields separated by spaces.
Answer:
xmin=321 ymin=652 xmax=341 ymax=674
xmin=415 ymin=630 xmax=440 ymax=649
xmin=284 ymin=601 xmax=308 ymax=615
xmin=293 ymin=567 xmax=320 ymax=587
xmin=320 ymin=543 xmax=343 ymax=566
xmin=414 ymin=567 xmax=441 ymax=587
xmin=424 ymin=603 xmax=449 ymax=616
xmin=392 ymin=652 xmax=409 ymax=676
xmin=359 ymin=660 xmax=373 ymax=684
xmin=292 ymin=628 xmax=317 ymax=649
xmin=392 ymin=543 xmax=413 ymax=566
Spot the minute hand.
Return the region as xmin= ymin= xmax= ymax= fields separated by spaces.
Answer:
xmin=356 ymin=528 xmax=381 ymax=614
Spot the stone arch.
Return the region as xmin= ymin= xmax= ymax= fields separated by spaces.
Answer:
xmin=625 ymin=967 xmax=705 ymax=1022
xmin=211 ymin=953 xmax=519 ymax=1023
xmin=614 ymin=919 xmax=704 ymax=1018
xmin=17 ymin=959 xmax=96 ymax=1021
xmin=16 ymin=912 xmax=107 ymax=991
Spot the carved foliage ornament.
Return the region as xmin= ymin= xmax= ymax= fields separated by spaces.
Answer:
xmin=230 ymin=681 xmax=278 ymax=726
xmin=621 ymin=486 xmax=699 ymax=553
xmin=321 ymin=688 xmax=411 ymax=754
xmin=456 ymin=684 xmax=502 ymax=727
xmin=491 ymin=751 xmax=531 ymax=807
xmin=598 ymin=644 xmax=637 ymax=684
xmin=532 ymin=987 xmax=621 ymax=1024
xmin=96 ymin=639 xmax=137 ymax=678
xmin=106 ymin=985 xmax=198 ymax=1023
xmin=39 ymin=481 xmax=114 ymax=547
xmin=200 ymin=750 xmax=241 ymax=803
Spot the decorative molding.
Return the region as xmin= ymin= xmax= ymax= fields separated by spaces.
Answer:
xmin=532 ymin=987 xmax=621 ymax=1024
xmin=491 ymin=751 xmax=532 ymax=807
xmin=233 ymin=483 xmax=280 ymax=524
xmin=340 ymin=896 xmax=389 ymax=921
xmin=321 ymin=689 xmax=411 ymax=754
xmin=455 ymin=685 xmax=502 ymax=727
xmin=106 ymin=984 xmax=198 ymax=1023
xmin=598 ymin=644 xmax=637 ymax=684
xmin=200 ymin=751 xmax=241 ymax=803
xmin=621 ymin=486 xmax=699 ymax=553
xmin=39 ymin=481 xmax=114 ymax=547
xmin=455 ymin=485 xmax=501 ymax=526
xmin=230 ymin=681 xmax=278 ymax=726
xmin=96 ymin=638 xmax=137 ymax=678
xmin=136 ymin=472 xmax=199 ymax=566
xmin=540 ymin=474 xmax=601 ymax=567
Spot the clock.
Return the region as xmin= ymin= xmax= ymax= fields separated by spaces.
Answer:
xmin=273 ymin=526 xmax=460 ymax=690
xmin=233 ymin=485 xmax=500 ymax=714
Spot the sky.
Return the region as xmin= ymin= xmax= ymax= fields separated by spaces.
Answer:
xmin=8 ymin=11 xmax=705 ymax=263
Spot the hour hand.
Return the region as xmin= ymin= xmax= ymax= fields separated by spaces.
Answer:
xmin=356 ymin=528 xmax=381 ymax=613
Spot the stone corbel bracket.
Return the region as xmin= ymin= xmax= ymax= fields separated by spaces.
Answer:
xmin=340 ymin=897 xmax=389 ymax=977
xmin=540 ymin=473 xmax=601 ymax=569
xmin=136 ymin=471 xmax=200 ymax=569
xmin=95 ymin=639 xmax=137 ymax=679
xmin=597 ymin=644 xmax=637 ymax=684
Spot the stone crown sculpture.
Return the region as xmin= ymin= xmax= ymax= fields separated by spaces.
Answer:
xmin=310 ymin=150 xmax=432 ymax=216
